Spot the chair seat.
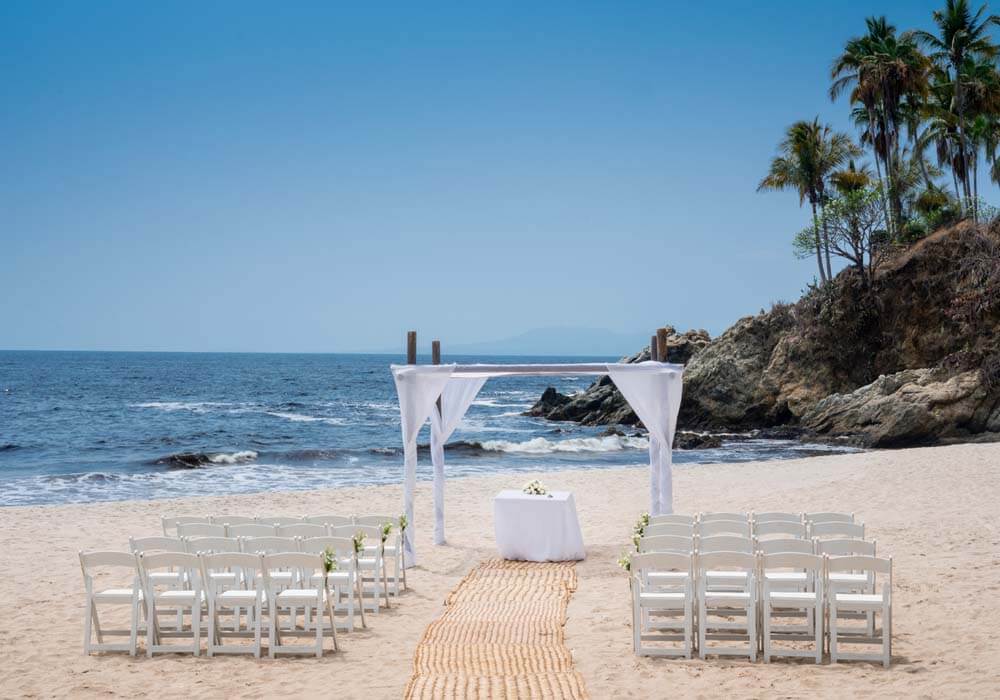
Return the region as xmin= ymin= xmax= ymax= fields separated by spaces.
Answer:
xmin=156 ymin=589 xmax=201 ymax=604
xmin=218 ymin=589 xmax=259 ymax=604
xmin=275 ymin=588 xmax=322 ymax=605
xmin=834 ymin=593 xmax=885 ymax=609
xmin=829 ymin=572 xmax=869 ymax=585
xmin=765 ymin=572 xmax=808 ymax=583
xmin=263 ymin=571 xmax=293 ymax=583
xmin=768 ymin=591 xmax=819 ymax=604
xmin=95 ymin=588 xmax=142 ymax=603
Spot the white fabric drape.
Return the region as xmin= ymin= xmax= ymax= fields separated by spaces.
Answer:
xmin=390 ymin=364 xmax=455 ymax=567
xmin=606 ymin=362 xmax=684 ymax=515
xmin=429 ymin=376 xmax=488 ymax=545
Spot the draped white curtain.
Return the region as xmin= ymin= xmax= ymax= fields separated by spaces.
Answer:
xmin=390 ymin=364 xmax=455 ymax=567
xmin=606 ymin=362 xmax=684 ymax=515
xmin=429 ymin=376 xmax=488 ymax=544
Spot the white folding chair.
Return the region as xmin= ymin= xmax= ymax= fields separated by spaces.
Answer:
xmin=184 ymin=536 xmax=241 ymax=554
xmin=698 ymin=536 xmax=755 ymax=592
xmin=239 ymin=536 xmax=301 ymax=631
xmin=129 ymin=536 xmax=186 ymax=554
xmin=757 ymin=538 xmax=815 ymax=555
xmin=697 ymin=519 xmax=752 ymax=538
xmin=177 ymin=522 xmax=226 ymax=538
xmin=138 ymin=552 xmax=203 ymax=656
xmin=276 ymin=523 xmax=328 ymax=539
xmin=79 ymin=551 xmax=144 ymax=656
xmin=304 ymin=514 xmax=354 ymax=527
xmin=810 ymin=521 xmax=865 ymax=540
xmin=761 ymin=553 xmax=823 ymax=664
xmin=630 ymin=552 xmax=694 ymax=657
xmin=637 ymin=534 xmax=694 ymax=554
xmin=256 ymin=516 xmax=304 ymax=527
xmin=752 ymin=511 xmax=803 ymax=524
xmin=806 ymin=511 xmax=855 ymax=524
xmin=648 ymin=514 xmax=696 ymax=526
xmin=697 ymin=551 xmax=757 ymax=661
xmin=300 ymin=536 xmax=363 ymax=631
xmin=161 ymin=516 xmax=208 ymax=536
xmin=227 ymin=523 xmax=277 ymax=538
xmin=262 ymin=552 xmax=338 ymax=657
xmin=828 ymin=556 xmax=892 ymax=667
xmin=199 ymin=552 xmax=264 ymax=657
xmin=331 ymin=524 xmax=388 ymax=611
xmin=355 ymin=514 xmax=403 ymax=596
xmin=210 ymin=515 xmax=256 ymax=526
xmin=754 ymin=520 xmax=808 ymax=540
xmin=818 ymin=539 xmax=878 ymax=635
xmin=643 ymin=522 xmax=695 ymax=538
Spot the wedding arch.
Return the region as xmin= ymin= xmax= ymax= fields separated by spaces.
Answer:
xmin=390 ymin=331 xmax=684 ymax=567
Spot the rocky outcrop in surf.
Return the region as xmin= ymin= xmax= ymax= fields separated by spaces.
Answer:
xmin=151 ymin=450 xmax=258 ymax=469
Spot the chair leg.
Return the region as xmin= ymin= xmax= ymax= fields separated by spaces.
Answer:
xmin=130 ymin=598 xmax=139 ymax=657
xmin=631 ymin=590 xmax=641 ymax=655
xmin=192 ymin=603 xmax=200 ymax=656
xmin=762 ymin=599 xmax=770 ymax=663
xmin=883 ymin=603 xmax=891 ymax=668
xmin=698 ymin=596 xmax=706 ymax=659
xmin=684 ymin=599 xmax=693 ymax=659
xmin=253 ymin=599 xmax=262 ymax=659
xmin=326 ymin=592 xmax=339 ymax=653
xmin=84 ymin=597 xmax=93 ymax=654
xmin=206 ymin=601 xmax=215 ymax=657
xmin=829 ymin=602 xmax=838 ymax=664
xmin=146 ymin=599 xmax=156 ymax=658
xmin=814 ymin=603 xmax=823 ymax=664
xmin=748 ymin=602 xmax=757 ymax=663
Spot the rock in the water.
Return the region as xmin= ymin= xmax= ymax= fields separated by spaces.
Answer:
xmin=801 ymin=368 xmax=1000 ymax=447
xmin=673 ymin=431 xmax=723 ymax=450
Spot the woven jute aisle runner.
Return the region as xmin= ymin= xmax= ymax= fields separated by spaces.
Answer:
xmin=404 ymin=559 xmax=588 ymax=699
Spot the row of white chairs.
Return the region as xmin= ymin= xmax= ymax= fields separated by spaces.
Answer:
xmin=161 ymin=514 xmax=405 ymax=597
xmin=631 ymin=552 xmax=892 ymax=667
xmin=650 ymin=511 xmax=857 ymax=525
xmin=80 ymin=550 xmax=350 ymax=658
xmin=642 ymin=515 xmax=864 ymax=541
xmin=131 ymin=534 xmax=387 ymax=615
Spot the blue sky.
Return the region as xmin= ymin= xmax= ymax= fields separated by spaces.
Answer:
xmin=0 ymin=1 xmax=983 ymax=353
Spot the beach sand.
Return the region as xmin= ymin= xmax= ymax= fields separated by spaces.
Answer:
xmin=1 ymin=442 xmax=998 ymax=698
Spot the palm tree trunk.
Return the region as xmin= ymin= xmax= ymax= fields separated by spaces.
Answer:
xmin=811 ymin=202 xmax=827 ymax=284
xmin=972 ymin=150 xmax=979 ymax=222
xmin=820 ymin=201 xmax=833 ymax=280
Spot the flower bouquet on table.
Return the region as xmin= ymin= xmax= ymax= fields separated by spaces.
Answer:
xmin=522 ymin=479 xmax=552 ymax=497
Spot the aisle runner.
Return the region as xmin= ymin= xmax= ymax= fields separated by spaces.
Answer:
xmin=404 ymin=559 xmax=588 ymax=699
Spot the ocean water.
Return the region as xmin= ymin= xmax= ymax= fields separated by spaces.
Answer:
xmin=0 ymin=351 xmax=857 ymax=506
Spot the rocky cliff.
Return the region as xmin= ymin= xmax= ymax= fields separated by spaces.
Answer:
xmin=526 ymin=222 xmax=1000 ymax=447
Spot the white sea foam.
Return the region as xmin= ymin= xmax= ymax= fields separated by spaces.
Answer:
xmin=266 ymin=411 xmax=346 ymax=426
xmin=132 ymin=401 xmax=234 ymax=413
xmin=480 ymin=435 xmax=649 ymax=454
xmin=208 ymin=450 xmax=259 ymax=464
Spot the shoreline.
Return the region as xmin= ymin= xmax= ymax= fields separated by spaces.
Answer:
xmin=1 ymin=442 xmax=998 ymax=697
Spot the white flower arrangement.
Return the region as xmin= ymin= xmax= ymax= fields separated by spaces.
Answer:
xmin=522 ymin=479 xmax=548 ymax=495
xmin=322 ymin=546 xmax=339 ymax=574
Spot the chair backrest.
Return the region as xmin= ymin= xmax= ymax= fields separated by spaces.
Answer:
xmin=209 ymin=515 xmax=256 ymax=526
xmin=162 ymin=515 xmax=208 ymax=536
xmin=79 ymin=550 xmax=140 ymax=577
xmin=648 ymin=514 xmax=696 ymax=526
xmin=754 ymin=520 xmax=808 ymax=539
xmin=227 ymin=523 xmax=277 ymax=538
xmin=761 ymin=552 xmax=823 ymax=576
xmin=805 ymin=511 xmax=854 ymax=524
xmin=304 ymin=514 xmax=354 ymax=527
xmin=240 ymin=536 xmax=300 ymax=554
xmin=261 ymin=552 xmax=325 ymax=585
xmin=139 ymin=551 xmax=202 ymax=588
xmin=816 ymin=538 xmax=876 ymax=557
xmin=752 ymin=511 xmax=803 ymax=524
xmin=129 ymin=536 xmax=186 ymax=554
xmin=810 ymin=521 xmax=865 ymax=540
xmin=276 ymin=523 xmax=328 ymax=539
xmin=827 ymin=555 xmax=892 ymax=584
xmin=643 ymin=522 xmax=694 ymax=538
xmin=697 ymin=519 xmax=752 ymax=538
xmin=637 ymin=534 xmax=694 ymax=554
xmin=176 ymin=522 xmax=226 ymax=538
xmin=757 ymin=538 xmax=815 ymax=555
xmin=185 ymin=536 xmax=240 ymax=554
xmin=299 ymin=536 xmax=356 ymax=560
xmin=256 ymin=516 xmax=304 ymax=526
xmin=699 ymin=512 xmax=748 ymax=523
xmin=199 ymin=552 xmax=263 ymax=590
xmin=630 ymin=552 xmax=692 ymax=584
xmin=698 ymin=535 xmax=754 ymax=554
xmin=696 ymin=550 xmax=756 ymax=573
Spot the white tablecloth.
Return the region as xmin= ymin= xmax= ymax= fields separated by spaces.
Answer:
xmin=493 ymin=490 xmax=586 ymax=562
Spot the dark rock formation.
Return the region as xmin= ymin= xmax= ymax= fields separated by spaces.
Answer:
xmin=673 ymin=432 xmax=723 ymax=450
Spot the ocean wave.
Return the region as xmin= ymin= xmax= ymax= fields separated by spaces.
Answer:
xmin=266 ymin=412 xmax=346 ymax=426
xmin=0 ymin=443 xmax=20 ymax=451
xmin=209 ymin=450 xmax=259 ymax=464
xmin=133 ymin=401 xmax=235 ymax=413
xmin=479 ymin=435 xmax=649 ymax=454
xmin=150 ymin=450 xmax=259 ymax=469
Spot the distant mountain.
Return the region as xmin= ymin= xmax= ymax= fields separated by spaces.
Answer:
xmin=444 ymin=326 xmax=649 ymax=357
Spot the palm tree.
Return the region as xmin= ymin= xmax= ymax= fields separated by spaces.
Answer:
xmin=831 ymin=16 xmax=931 ymax=233
xmin=758 ymin=119 xmax=861 ymax=282
xmin=914 ymin=0 xmax=1000 ymax=206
